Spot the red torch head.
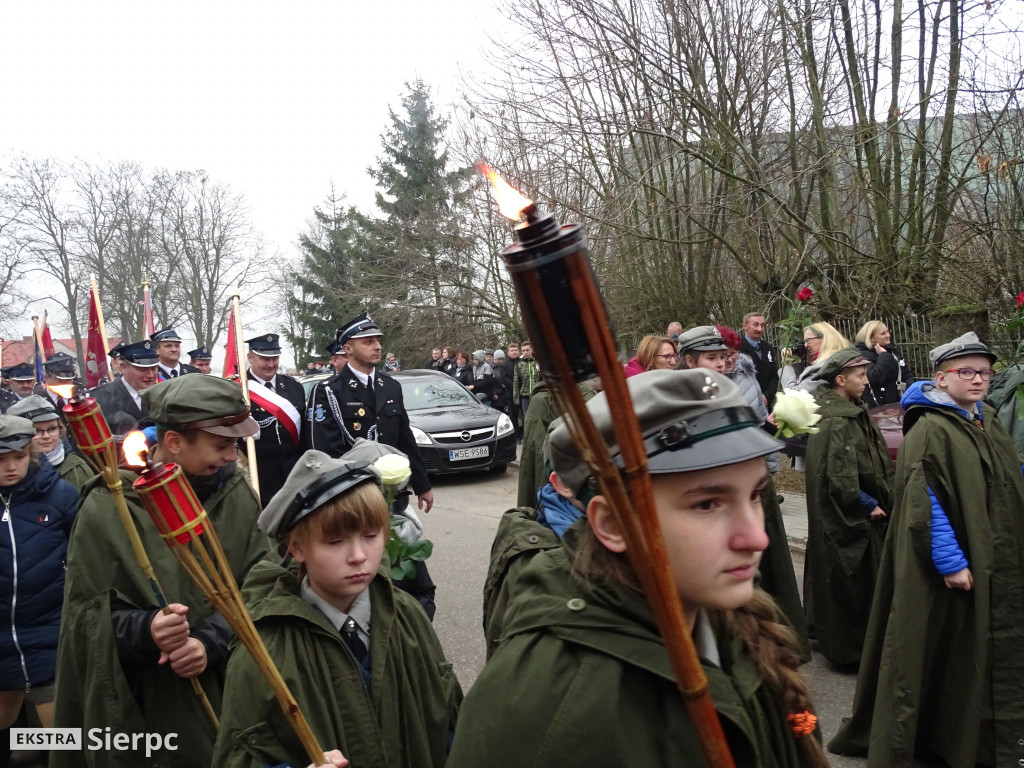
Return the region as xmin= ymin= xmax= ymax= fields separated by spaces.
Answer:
xmin=130 ymin=440 xmax=207 ymax=546
xmin=62 ymin=396 xmax=114 ymax=472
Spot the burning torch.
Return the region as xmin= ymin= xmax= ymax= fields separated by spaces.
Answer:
xmin=58 ymin=387 xmax=219 ymax=730
xmin=478 ymin=163 xmax=736 ymax=767
xmin=125 ymin=439 xmax=327 ymax=766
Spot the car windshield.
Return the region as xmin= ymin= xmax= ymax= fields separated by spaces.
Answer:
xmin=400 ymin=376 xmax=477 ymax=410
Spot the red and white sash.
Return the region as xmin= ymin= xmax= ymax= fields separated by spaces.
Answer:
xmin=247 ymin=383 xmax=301 ymax=445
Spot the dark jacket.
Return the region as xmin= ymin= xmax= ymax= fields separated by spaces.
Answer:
xmin=490 ymin=360 xmax=512 ymax=412
xmin=804 ymin=389 xmax=893 ymax=665
xmin=854 ymin=341 xmax=911 ymax=407
xmin=53 ymin=465 xmax=269 ymax=768
xmin=246 ymin=370 xmax=307 ymax=506
xmin=829 ymin=381 xmax=1024 ymax=767
xmin=303 ymin=365 xmax=430 ymax=495
xmin=739 ymin=336 xmax=780 ymax=408
xmin=0 ymin=457 xmax=78 ymax=690
xmin=157 ymin=362 xmax=202 ymax=381
xmin=450 ymin=534 xmax=811 ymax=768
xmin=213 ymin=561 xmax=461 ymax=768
xmin=90 ymin=377 xmax=153 ymax=460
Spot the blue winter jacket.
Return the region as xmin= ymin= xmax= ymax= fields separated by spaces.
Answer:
xmin=0 ymin=457 xmax=78 ymax=689
xmin=900 ymin=382 xmax=976 ymax=575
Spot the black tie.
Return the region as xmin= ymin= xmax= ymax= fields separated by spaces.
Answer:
xmin=169 ymin=369 xmax=177 ymax=378
xmin=341 ymin=617 xmax=368 ymax=662
xmin=265 ymin=381 xmax=273 ymax=391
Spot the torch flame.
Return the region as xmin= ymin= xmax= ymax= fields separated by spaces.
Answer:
xmin=476 ymin=161 xmax=533 ymax=221
xmin=48 ymin=384 xmax=76 ymax=400
xmin=123 ymin=431 xmax=149 ymax=468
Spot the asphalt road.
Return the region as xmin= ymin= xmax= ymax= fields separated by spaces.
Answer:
xmin=423 ymin=464 xmax=934 ymax=768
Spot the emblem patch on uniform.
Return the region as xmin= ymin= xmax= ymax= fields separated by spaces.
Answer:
xmin=376 ymin=378 xmax=383 ymax=387
xmin=357 ymin=408 xmax=365 ymax=417
xmin=314 ymin=404 xmax=326 ymax=422
xmin=353 ymin=422 xmax=362 ymax=431
xmin=348 ymin=380 xmax=358 ymax=390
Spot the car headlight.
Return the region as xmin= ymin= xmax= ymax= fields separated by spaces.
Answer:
xmin=410 ymin=425 xmax=432 ymax=446
xmin=496 ymin=413 xmax=514 ymax=437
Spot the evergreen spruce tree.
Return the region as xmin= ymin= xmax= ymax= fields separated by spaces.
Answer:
xmin=364 ymin=79 xmax=472 ymax=338
xmin=287 ymin=191 xmax=369 ymax=367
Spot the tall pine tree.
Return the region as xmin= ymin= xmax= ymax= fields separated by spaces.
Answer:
xmin=287 ymin=190 xmax=369 ymax=366
xmin=364 ymin=80 xmax=472 ymax=339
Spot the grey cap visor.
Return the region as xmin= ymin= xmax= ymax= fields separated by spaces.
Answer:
xmin=612 ymin=407 xmax=783 ymax=473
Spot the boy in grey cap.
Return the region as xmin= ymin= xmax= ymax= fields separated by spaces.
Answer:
xmin=451 ymin=369 xmax=826 ymax=767
xmin=831 ymin=332 xmax=1024 ymax=766
xmin=213 ymin=450 xmax=461 ymax=768
xmin=803 ymin=347 xmax=893 ymax=666
xmin=53 ymin=375 xmax=270 ymax=768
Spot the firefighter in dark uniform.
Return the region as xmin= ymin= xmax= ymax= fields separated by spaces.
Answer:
xmin=303 ymin=313 xmax=433 ymax=513
xmin=90 ymin=340 xmax=159 ymax=462
xmin=4 ymin=362 xmax=38 ymax=405
xmin=0 ymin=368 xmax=19 ymax=414
xmin=34 ymin=352 xmax=83 ymax=405
xmin=245 ymin=333 xmax=306 ymax=506
xmin=152 ymin=327 xmax=200 ymax=380
xmin=187 ymin=345 xmax=213 ymax=374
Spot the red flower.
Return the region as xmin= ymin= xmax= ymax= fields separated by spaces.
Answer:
xmin=795 ymin=286 xmax=814 ymax=302
xmin=1016 ymin=290 xmax=1024 ymax=309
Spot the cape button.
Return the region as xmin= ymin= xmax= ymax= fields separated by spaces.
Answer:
xmin=567 ymin=598 xmax=586 ymax=612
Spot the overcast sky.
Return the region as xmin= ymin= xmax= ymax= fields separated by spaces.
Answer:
xmin=0 ymin=0 xmax=505 ymax=356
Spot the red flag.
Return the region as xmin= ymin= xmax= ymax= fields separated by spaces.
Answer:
xmin=86 ymin=284 xmax=110 ymax=388
xmin=40 ymin=311 xmax=55 ymax=359
xmin=223 ymin=308 xmax=238 ymax=379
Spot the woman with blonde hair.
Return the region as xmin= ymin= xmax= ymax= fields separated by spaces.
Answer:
xmin=794 ymin=322 xmax=851 ymax=395
xmin=854 ymin=320 xmax=912 ymax=407
xmin=624 ymin=335 xmax=678 ymax=377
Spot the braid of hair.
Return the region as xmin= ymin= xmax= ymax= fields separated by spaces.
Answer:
xmin=723 ymin=591 xmax=830 ymax=768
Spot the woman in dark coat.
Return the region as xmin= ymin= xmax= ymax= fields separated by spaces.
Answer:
xmin=854 ymin=320 xmax=912 ymax=407
xmin=0 ymin=415 xmax=78 ymax=730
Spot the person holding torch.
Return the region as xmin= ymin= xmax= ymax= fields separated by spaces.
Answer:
xmin=53 ymin=375 xmax=271 ymax=768
xmin=448 ymin=370 xmax=826 ymax=768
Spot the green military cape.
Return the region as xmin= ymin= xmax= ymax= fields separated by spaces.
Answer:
xmin=757 ymin=479 xmax=811 ymax=661
xmin=53 ymin=465 xmax=270 ymax=768
xmin=212 ymin=560 xmax=462 ymax=768
xmin=515 ymin=379 xmax=599 ymax=509
xmin=803 ymin=391 xmax=893 ymax=665
xmin=450 ymin=535 xmax=810 ymax=768
xmin=56 ymin=451 xmax=95 ymax=494
xmin=829 ymin=400 xmax=1024 ymax=767
xmin=481 ymin=507 xmax=574 ymax=659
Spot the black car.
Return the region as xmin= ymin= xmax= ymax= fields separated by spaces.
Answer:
xmin=393 ymin=369 xmax=517 ymax=474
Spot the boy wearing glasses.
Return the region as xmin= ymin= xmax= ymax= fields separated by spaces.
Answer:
xmin=830 ymin=332 xmax=1024 ymax=767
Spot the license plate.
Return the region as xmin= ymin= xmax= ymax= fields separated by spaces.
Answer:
xmin=449 ymin=446 xmax=489 ymax=461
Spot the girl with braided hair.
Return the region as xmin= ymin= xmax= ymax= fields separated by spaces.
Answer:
xmin=449 ymin=370 xmax=826 ymax=768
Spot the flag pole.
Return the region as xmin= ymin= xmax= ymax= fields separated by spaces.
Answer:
xmin=31 ymin=314 xmax=44 ymax=383
xmin=91 ymin=276 xmax=115 ymax=382
xmin=231 ymin=293 xmax=260 ymax=500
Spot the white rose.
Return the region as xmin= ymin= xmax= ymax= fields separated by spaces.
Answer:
xmin=373 ymin=454 xmax=412 ymax=488
xmin=772 ymin=389 xmax=822 ymax=438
